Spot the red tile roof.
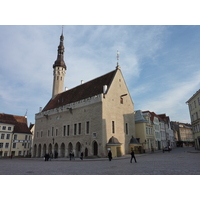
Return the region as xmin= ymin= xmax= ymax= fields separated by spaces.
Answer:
xmin=43 ymin=69 xmax=117 ymax=111
xmin=0 ymin=113 xmax=31 ymax=134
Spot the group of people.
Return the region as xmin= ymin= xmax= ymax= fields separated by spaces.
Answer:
xmin=44 ymin=150 xmax=137 ymax=163
xmin=69 ymin=151 xmax=84 ymax=161
xmin=44 ymin=152 xmax=53 ymax=161
xmin=107 ymin=150 xmax=137 ymax=163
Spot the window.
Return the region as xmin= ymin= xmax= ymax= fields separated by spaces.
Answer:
xmin=78 ymin=123 xmax=81 ymax=135
xmin=0 ymin=143 xmax=3 ymax=148
xmin=194 ymin=100 xmax=197 ymax=108
xmin=14 ymin=135 xmax=17 ymax=140
xmin=125 ymin=123 xmax=129 ymax=135
xmin=52 ymin=127 xmax=54 ymax=136
xmin=1 ymin=134 xmax=5 ymax=139
xmin=41 ymin=131 xmax=43 ymax=137
xmin=56 ymin=129 xmax=58 ymax=136
xmin=198 ymin=97 xmax=200 ymax=105
xmin=6 ymin=134 xmax=10 ymax=140
xmin=25 ymin=135 xmax=28 ymax=140
xmin=8 ymin=127 xmax=12 ymax=131
xmin=74 ymin=124 xmax=77 ymax=135
xmin=5 ymin=143 xmax=9 ymax=148
xmin=2 ymin=126 xmax=6 ymax=130
xmin=48 ymin=130 xmax=50 ymax=137
xmin=86 ymin=121 xmax=90 ymax=134
xmin=120 ymin=97 xmax=123 ymax=104
xmin=63 ymin=126 xmax=66 ymax=136
xmin=67 ymin=125 xmax=70 ymax=136
xmin=12 ymin=143 xmax=16 ymax=148
xmin=112 ymin=121 xmax=115 ymax=134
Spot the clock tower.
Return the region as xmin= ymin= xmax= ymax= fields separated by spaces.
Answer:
xmin=52 ymin=30 xmax=67 ymax=98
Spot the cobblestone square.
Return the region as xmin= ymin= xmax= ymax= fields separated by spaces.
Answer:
xmin=0 ymin=147 xmax=199 ymax=175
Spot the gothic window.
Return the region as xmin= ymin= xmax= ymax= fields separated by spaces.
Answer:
xmin=125 ymin=123 xmax=129 ymax=135
xmin=67 ymin=125 xmax=70 ymax=136
xmin=112 ymin=121 xmax=115 ymax=134
xmin=74 ymin=124 xmax=77 ymax=135
xmin=86 ymin=121 xmax=90 ymax=134
xmin=78 ymin=123 xmax=81 ymax=135
xmin=63 ymin=126 xmax=66 ymax=136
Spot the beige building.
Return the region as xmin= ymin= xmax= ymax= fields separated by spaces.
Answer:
xmin=171 ymin=121 xmax=194 ymax=147
xmin=186 ymin=89 xmax=200 ymax=149
xmin=33 ymin=32 xmax=136 ymax=158
xmin=135 ymin=110 xmax=156 ymax=152
xmin=0 ymin=113 xmax=32 ymax=157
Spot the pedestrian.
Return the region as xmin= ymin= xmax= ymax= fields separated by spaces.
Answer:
xmin=108 ymin=150 xmax=112 ymax=161
xmin=47 ymin=153 xmax=50 ymax=161
xmin=72 ymin=151 xmax=75 ymax=160
xmin=80 ymin=152 xmax=83 ymax=160
xmin=49 ymin=152 xmax=53 ymax=161
xmin=10 ymin=154 xmax=13 ymax=159
xmin=130 ymin=150 xmax=137 ymax=163
xmin=44 ymin=153 xmax=47 ymax=161
xmin=162 ymin=147 xmax=165 ymax=153
xmin=69 ymin=151 xmax=72 ymax=160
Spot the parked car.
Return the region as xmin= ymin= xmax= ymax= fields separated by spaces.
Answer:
xmin=163 ymin=146 xmax=172 ymax=151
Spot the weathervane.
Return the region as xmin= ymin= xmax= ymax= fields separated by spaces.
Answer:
xmin=62 ymin=25 xmax=64 ymax=35
xmin=116 ymin=50 xmax=120 ymax=68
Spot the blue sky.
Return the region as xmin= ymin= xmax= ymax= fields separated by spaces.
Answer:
xmin=1 ymin=25 xmax=200 ymax=124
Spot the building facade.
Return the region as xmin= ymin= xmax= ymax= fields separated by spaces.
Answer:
xmin=171 ymin=121 xmax=194 ymax=147
xmin=186 ymin=89 xmax=200 ymax=149
xmin=33 ymin=32 xmax=136 ymax=158
xmin=0 ymin=113 xmax=32 ymax=157
xmin=135 ymin=110 xmax=156 ymax=152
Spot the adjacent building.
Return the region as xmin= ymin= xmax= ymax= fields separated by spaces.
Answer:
xmin=171 ymin=121 xmax=194 ymax=147
xmin=135 ymin=110 xmax=176 ymax=152
xmin=135 ymin=110 xmax=153 ymax=152
xmin=33 ymin=32 xmax=136 ymax=158
xmin=186 ymin=89 xmax=200 ymax=149
xmin=0 ymin=113 xmax=32 ymax=157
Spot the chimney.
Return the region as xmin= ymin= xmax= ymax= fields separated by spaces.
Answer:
xmin=39 ymin=107 xmax=42 ymax=112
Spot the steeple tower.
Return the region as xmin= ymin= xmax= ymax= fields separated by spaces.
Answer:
xmin=52 ymin=28 xmax=67 ymax=98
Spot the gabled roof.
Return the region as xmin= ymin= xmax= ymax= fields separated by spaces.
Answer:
xmin=0 ymin=113 xmax=31 ymax=134
xmin=43 ymin=69 xmax=117 ymax=111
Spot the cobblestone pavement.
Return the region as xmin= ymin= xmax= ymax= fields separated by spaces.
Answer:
xmin=0 ymin=147 xmax=200 ymax=175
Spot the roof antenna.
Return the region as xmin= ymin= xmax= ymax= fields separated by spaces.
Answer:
xmin=116 ymin=50 xmax=120 ymax=69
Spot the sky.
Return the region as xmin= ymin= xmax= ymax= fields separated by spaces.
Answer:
xmin=0 ymin=25 xmax=200 ymax=124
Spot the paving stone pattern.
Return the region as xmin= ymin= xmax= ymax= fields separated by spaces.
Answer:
xmin=0 ymin=147 xmax=199 ymax=175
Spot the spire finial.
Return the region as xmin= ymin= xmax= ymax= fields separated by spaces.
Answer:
xmin=116 ymin=50 xmax=121 ymax=69
xmin=62 ymin=25 xmax=64 ymax=35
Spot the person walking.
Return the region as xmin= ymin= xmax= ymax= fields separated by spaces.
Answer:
xmin=130 ymin=150 xmax=137 ymax=163
xmin=108 ymin=150 xmax=112 ymax=161
xmin=80 ymin=152 xmax=83 ymax=160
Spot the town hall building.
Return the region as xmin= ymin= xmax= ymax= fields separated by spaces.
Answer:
xmin=32 ymin=31 xmax=137 ymax=158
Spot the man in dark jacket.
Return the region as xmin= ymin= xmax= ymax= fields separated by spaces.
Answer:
xmin=130 ymin=150 xmax=137 ymax=163
xmin=108 ymin=150 xmax=112 ymax=161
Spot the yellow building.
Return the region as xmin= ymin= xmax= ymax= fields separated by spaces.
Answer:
xmin=186 ymin=89 xmax=200 ymax=149
xmin=135 ymin=110 xmax=155 ymax=152
xmin=0 ymin=113 xmax=32 ymax=157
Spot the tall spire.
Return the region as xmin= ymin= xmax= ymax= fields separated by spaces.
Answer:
xmin=53 ymin=27 xmax=66 ymax=70
xmin=52 ymin=28 xmax=67 ymax=98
